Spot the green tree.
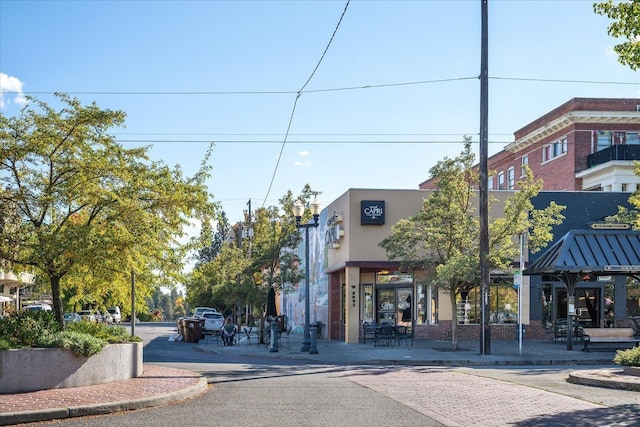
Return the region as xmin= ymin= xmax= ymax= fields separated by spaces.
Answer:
xmin=594 ymin=0 xmax=640 ymax=70
xmin=380 ymin=140 xmax=565 ymax=350
xmin=185 ymin=186 xmax=317 ymax=324
xmin=195 ymin=211 xmax=232 ymax=268
xmin=246 ymin=187 xmax=318 ymax=319
xmin=188 ymin=242 xmax=251 ymax=312
xmin=0 ymin=94 xmax=216 ymax=328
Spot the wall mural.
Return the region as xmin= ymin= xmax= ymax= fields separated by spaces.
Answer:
xmin=284 ymin=209 xmax=329 ymax=335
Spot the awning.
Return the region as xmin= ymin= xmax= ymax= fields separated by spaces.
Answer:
xmin=524 ymin=229 xmax=640 ymax=276
xmin=524 ymin=229 xmax=640 ymax=351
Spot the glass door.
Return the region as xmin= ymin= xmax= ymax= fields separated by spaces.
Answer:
xmin=396 ymin=288 xmax=413 ymax=327
xmin=377 ymin=289 xmax=395 ymax=324
xmin=376 ymin=287 xmax=413 ymax=325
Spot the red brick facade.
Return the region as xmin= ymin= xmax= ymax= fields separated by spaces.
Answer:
xmin=419 ymin=98 xmax=640 ymax=191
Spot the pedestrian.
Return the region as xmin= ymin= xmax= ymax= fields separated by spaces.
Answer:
xmin=221 ymin=317 xmax=237 ymax=346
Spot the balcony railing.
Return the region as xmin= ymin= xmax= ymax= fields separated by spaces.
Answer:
xmin=587 ymin=145 xmax=640 ymax=168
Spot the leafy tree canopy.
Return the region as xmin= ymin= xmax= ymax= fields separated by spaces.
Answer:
xmin=380 ymin=140 xmax=565 ymax=349
xmin=0 ymin=94 xmax=216 ymax=327
xmin=186 ymin=185 xmax=318 ymax=321
xmin=594 ymin=0 xmax=640 ymax=70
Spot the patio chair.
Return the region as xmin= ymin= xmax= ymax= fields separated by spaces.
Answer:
xmin=395 ymin=325 xmax=414 ymax=348
xmin=278 ymin=326 xmax=292 ymax=346
xmin=362 ymin=321 xmax=377 ymax=344
xmin=374 ymin=324 xmax=395 ymax=347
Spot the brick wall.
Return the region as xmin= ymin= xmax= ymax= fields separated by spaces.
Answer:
xmin=413 ymin=321 xmax=555 ymax=341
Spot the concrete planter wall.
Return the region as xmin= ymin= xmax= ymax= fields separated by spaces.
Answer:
xmin=622 ymin=366 xmax=640 ymax=377
xmin=0 ymin=342 xmax=143 ymax=394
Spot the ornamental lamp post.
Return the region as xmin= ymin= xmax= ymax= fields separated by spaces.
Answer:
xmin=292 ymin=198 xmax=321 ymax=353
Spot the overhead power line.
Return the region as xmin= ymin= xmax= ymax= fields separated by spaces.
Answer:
xmin=114 ymin=139 xmax=512 ymax=145
xmin=260 ymin=0 xmax=351 ymax=209
xmin=8 ymin=76 xmax=637 ymax=97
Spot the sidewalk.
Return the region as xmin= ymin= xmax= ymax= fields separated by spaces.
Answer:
xmin=1 ymin=333 xmax=635 ymax=426
xmin=211 ymin=332 xmax=620 ymax=366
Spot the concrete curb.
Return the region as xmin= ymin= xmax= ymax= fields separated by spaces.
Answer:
xmin=0 ymin=376 xmax=208 ymax=426
xmin=568 ymin=368 xmax=640 ymax=391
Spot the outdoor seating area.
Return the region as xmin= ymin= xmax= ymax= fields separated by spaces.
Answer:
xmin=553 ymin=318 xmax=584 ymax=343
xmin=362 ymin=321 xmax=413 ymax=347
xmin=263 ymin=322 xmax=292 ymax=348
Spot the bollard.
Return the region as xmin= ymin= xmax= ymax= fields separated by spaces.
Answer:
xmin=269 ymin=321 xmax=279 ymax=353
xmin=309 ymin=324 xmax=319 ymax=354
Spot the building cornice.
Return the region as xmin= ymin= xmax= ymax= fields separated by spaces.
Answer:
xmin=506 ymin=111 xmax=640 ymax=153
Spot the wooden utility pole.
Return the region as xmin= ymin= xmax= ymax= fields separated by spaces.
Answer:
xmin=479 ymin=0 xmax=490 ymax=355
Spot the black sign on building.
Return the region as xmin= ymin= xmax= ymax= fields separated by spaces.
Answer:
xmin=361 ymin=200 xmax=385 ymax=225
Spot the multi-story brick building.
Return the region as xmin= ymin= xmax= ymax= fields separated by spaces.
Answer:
xmin=419 ymin=98 xmax=640 ymax=192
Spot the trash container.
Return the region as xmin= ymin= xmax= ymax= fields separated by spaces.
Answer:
xmin=182 ymin=318 xmax=201 ymax=343
xmin=182 ymin=319 xmax=191 ymax=342
xmin=199 ymin=318 xmax=206 ymax=339
xmin=191 ymin=319 xmax=202 ymax=343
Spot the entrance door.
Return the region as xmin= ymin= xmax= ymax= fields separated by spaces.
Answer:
xmin=376 ymin=287 xmax=413 ymax=325
xmin=555 ymin=287 xmax=601 ymax=327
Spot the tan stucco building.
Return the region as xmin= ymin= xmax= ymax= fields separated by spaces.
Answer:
xmin=283 ymin=188 xmax=525 ymax=344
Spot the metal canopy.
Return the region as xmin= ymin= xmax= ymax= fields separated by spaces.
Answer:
xmin=524 ymin=229 xmax=640 ymax=351
xmin=524 ymin=229 xmax=640 ymax=276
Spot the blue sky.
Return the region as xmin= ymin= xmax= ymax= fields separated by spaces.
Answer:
xmin=1 ymin=0 xmax=638 ymax=224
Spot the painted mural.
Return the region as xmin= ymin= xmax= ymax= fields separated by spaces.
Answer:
xmin=283 ymin=209 xmax=329 ymax=335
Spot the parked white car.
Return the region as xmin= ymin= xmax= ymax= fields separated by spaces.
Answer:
xmin=192 ymin=307 xmax=220 ymax=318
xmin=106 ymin=306 xmax=122 ymax=323
xmin=78 ymin=310 xmax=96 ymax=323
xmin=202 ymin=312 xmax=224 ymax=332
xmin=24 ymin=303 xmax=52 ymax=312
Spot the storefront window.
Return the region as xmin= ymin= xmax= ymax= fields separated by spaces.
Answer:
xmin=429 ymin=286 xmax=438 ymax=324
xmin=377 ymin=272 xmax=413 ymax=284
xmin=542 ymin=284 xmax=552 ymax=329
xmin=417 ymin=284 xmax=426 ymax=324
xmin=456 ymin=283 xmax=518 ymax=324
xmin=363 ymin=284 xmax=373 ymax=322
xmin=628 ymin=277 xmax=640 ymax=317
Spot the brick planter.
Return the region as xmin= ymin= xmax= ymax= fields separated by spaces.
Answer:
xmin=0 ymin=342 xmax=143 ymax=394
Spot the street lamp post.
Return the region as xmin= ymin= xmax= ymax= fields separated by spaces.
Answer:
xmin=292 ymin=198 xmax=321 ymax=353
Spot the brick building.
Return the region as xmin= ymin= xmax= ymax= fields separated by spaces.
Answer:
xmin=419 ymin=98 xmax=640 ymax=192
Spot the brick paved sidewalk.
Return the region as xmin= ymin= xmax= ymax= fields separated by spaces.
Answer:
xmin=343 ymin=367 xmax=640 ymax=426
xmin=0 ymin=365 xmax=207 ymax=426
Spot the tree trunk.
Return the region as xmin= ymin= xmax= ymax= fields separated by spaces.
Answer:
xmin=50 ymin=275 xmax=64 ymax=330
xmin=450 ymin=292 xmax=458 ymax=351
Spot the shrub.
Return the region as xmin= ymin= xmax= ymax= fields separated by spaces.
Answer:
xmin=0 ymin=311 xmax=141 ymax=356
xmin=66 ymin=321 xmax=142 ymax=343
xmin=36 ymin=330 xmax=107 ymax=358
xmin=0 ymin=311 xmax=59 ymax=348
xmin=0 ymin=338 xmax=11 ymax=350
xmin=614 ymin=346 xmax=640 ymax=367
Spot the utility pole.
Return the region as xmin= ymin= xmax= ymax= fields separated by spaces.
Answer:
xmin=479 ymin=0 xmax=491 ymax=355
xmin=247 ymin=199 xmax=252 ymax=258
xmin=245 ymin=199 xmax=253 ymax=324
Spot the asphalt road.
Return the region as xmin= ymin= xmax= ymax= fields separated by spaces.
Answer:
xmin=17 ymin=323 xmax=640 ymax=427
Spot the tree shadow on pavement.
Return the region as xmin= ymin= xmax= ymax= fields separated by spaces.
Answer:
xmin=517 ymin=404 xmax=639 ymax=426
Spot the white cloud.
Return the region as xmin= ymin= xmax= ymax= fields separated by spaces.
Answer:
xmin=605 ymin=45 xmax=616 ymax=58
xmin=0 ymin=73 xmax=27 ymax=109
xmin=294 ymin=150 xmax=311 ymax=166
